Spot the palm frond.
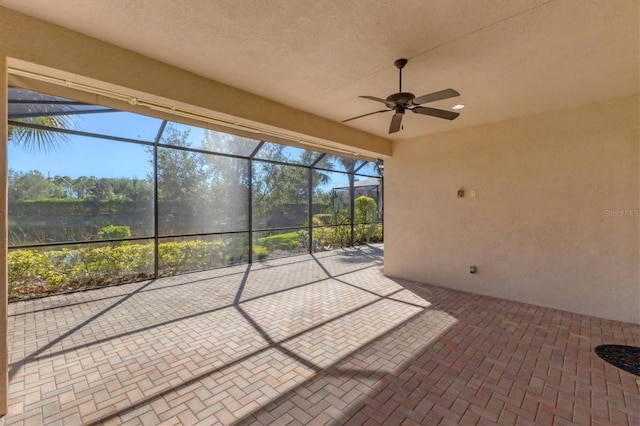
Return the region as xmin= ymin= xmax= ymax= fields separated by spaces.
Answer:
xmin=9 ymin=106 xmax=76 ymax=153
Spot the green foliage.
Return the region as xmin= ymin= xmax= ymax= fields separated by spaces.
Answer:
xmin=81 ymin=244 xmax=153 ymax=280
xmin=8 ymin=223 xmax=384 ymax=300
xmin=312 ymin=225 xmax=352 ymax=251
xmin=252 ymin=245 xmax=269 ymax=259
xmin=252 ymin=230 xmax=309 ymax=260
xmin=312 ymin=214 xmax=332 ymax=225
xmin=252 ymin=161 xmax=308 ymax=225
xmin=9 ymin=170 xmax=57 ymax=201
xmin=354 ymin=196 xmax=378 ymax=223
xmin=8 ymin=249 xmax=66 ymax=296
xmin=8 ymin=170 xmax=153 ymax=203
xmin=8 ymin=116 xmax=385 ymax=299
xmin=8 ymin=198 xmax=153 ymax=245
xmin=151 ymin=125 xmax=252 ymax=235
xmin=97 ymin=225 xmax=132 ymax=240
xmin=354 ymin=224 xmax=375 ymax=244
xmin=155 ymin=125 xmax=206 ymax=205
xmin=256 ymin=232 xmax=300 ymax=251
xmin=8 ymin=243 xmax=153 ymax=299
xmin=374 ymin=224 xmax=383 ymax=241
xmin=8 ymin=239 xmax=231 ymax=300
xmin=158 ymin=240 xmax=227 ymax=274
xmin=9 ymin=115 xmax=74 ymax=152
xmin=8 ymin=90 xmax=78 ymax=153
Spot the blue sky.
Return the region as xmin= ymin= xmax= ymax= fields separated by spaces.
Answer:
xmin=9 ymin=109 xmax=377 ymax=189
xmin=9 ymin=112 xmax=159 ymax=179
xmin=9 ymin=136 xmax=153 ymax=179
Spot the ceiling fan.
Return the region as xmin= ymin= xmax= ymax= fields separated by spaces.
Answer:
xmin=342 ymin=58 xmax=461 ymax=134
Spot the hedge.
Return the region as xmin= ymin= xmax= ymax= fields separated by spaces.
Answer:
xmin=8 ymin=224 xmax=383 ymax=300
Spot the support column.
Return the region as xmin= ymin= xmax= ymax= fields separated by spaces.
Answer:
xmin=0 ymin=56 xmax=9 ymax=417
xmin=307 ymin=167 xmax=313 ymax=253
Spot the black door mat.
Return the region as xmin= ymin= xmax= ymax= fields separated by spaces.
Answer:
xmin=594 ymin=345 xmax=640 ymax=377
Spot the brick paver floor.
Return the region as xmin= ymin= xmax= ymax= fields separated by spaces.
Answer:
xmin=3 ymin=244 xmax=639 ymax=425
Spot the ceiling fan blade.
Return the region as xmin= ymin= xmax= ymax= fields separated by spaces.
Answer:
xmin=389 ymin=112 xmax=404 ymax=133
xmin=360 ymin=95 xmax=395 ymax=108
xmin=411 ymin=88 xmax=460 ymax=105
xmin=412 ymin=106 xmax=460 ymax=120
xmin=342 ymin=109 xmax=390 ymax=123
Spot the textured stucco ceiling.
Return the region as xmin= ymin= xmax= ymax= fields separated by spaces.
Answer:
xmin=1 ymin=0 xmax=638 ymax=140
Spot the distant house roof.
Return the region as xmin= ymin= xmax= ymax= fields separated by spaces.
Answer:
xmin=332 ymin=177 xmax=380 ymax=190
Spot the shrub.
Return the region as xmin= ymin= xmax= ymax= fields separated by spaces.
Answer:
xmin=97 ymin=225 xmax=132 ymax=240
xmin=8 ymin=224 xmax=384 ymax=300
xmin=158 ymin=242 xmax=186 ymax=270
xmin=374 ymin=224 xmax=383 ymax=241
xmin=252 ymin=245 xmax=269 ymax=260
xmin=354 ymin=196 xmax=377 ymax=223
xmin=312 ymin=225 xmax=351 ymax=251
xmin=9 ymin=238 xmax=229 ymax=299
xmin=74 ymin=243 xmax=153 ymax=285
xmin=8 ymin=249 xmax=59 ymax=298
xmin=312 ymin=214 xmax=332 ymax=225
xmin=158 ymin=240 xmax=227 ymax=274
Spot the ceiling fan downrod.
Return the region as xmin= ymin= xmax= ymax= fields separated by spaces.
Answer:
xmin=394 ymin=58 xmax=408 ymax=92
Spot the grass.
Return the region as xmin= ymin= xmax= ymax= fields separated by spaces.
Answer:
xmin=255 ymin=231 xmax=302 ymax=251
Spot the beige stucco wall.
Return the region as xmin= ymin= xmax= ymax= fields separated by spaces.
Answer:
xmin=385 ymin=95 xmax=640 ymax=324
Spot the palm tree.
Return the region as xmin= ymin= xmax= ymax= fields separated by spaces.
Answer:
xmin=9 ymin=115 xmax=73 ymax=152
xmin=338 ymin=157 xmax=358 ymax=246
xmin=304 ymin=151 xmax=331 ymax=198
xmin=8 ymin=89 xmax=75 ymax=152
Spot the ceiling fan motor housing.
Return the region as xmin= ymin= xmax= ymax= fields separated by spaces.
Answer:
xmin=386 ymin=92 xmax=415 ymax=107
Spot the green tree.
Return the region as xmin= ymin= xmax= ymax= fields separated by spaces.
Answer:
xmin=8 ymin=170 xmax=54 ymax=201
xmin=51 ymin=175 xmax=73 ymax=199
xmin=201 ymin=131 xmax=250 ymax=227
xmin=252 ymin=161 xmax=308 ymax=226
xmin=251 ymin=144 xmax=333 ymax=228
xmin=156 ymin=125 xmax=207 ymax=202
xmin=153 ymin=125 xmax=210 ymax=234
xmin=88 ymin=178 xmax=115 ymax=201
xmin=71 ymin=176 xmax=94 ymax=200
xmin=110 ymin=177 xmax=153 ymax=202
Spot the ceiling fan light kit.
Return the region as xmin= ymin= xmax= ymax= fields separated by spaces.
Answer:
xmin=342 ymin=58 xmax=461 ymax=134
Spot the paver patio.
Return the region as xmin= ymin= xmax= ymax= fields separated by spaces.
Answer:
xmin=3 ymin=244 xmax=639 ymax=425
